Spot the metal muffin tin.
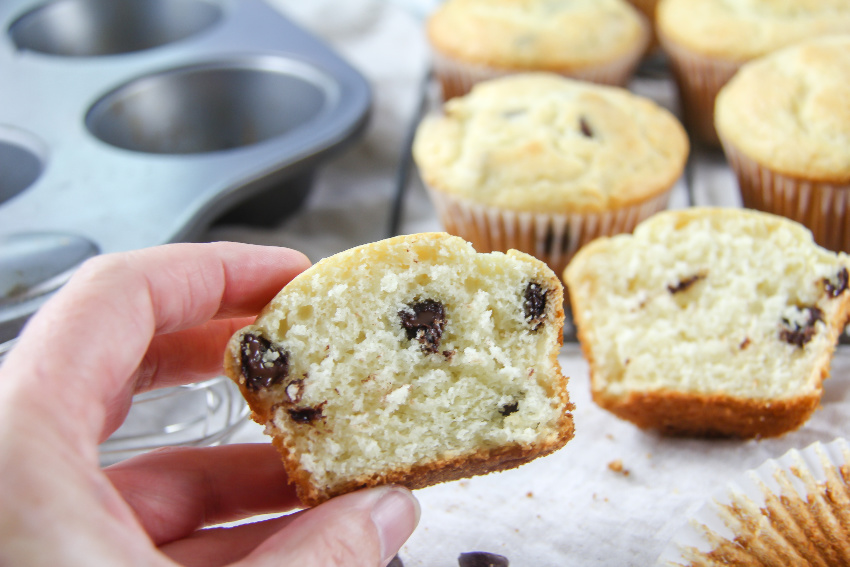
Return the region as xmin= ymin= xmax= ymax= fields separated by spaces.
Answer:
xmin=0 ymin=0 xmax=372 ymax=348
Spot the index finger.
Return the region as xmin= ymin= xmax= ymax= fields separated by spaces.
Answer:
xmin=0 ymin=242 xmax=310 ymax=447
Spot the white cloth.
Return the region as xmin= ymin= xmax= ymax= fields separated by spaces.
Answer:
xmin=212 ymin=3 xmax=850 ymax=565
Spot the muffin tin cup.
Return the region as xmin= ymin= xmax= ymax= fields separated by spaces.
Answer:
xmin=722 ymin=140 xmax=850 ymax=254
xmin=658 ymin=31 xmax=742 ymax=147
xmin=431 ymin=40 xmax=649 ymax=101
xmin=423 ymin=184 xmax=672 ymax=282
xmin=656 ymin=438 xmax=850 ymax=566
xmin=0 ymin=0 xmax=371 ymax=463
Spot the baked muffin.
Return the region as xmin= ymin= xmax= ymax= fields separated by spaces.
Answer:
xmin=656 ymin=0 xmax=850 ymax=145
xmin=412 ymin=73 xmax=689 ymax=282
xmin=426 ymin=0 xmax=650 ymax=100
xmin=716 ymin=35 xmax=850 ymax=254
xmin=564 ymin=208 xmax=850 ymax=438
xmin=224 ymin=232 xmax=574 ymax=506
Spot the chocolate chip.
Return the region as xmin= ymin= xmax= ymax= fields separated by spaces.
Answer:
xmin=667 ymin=274 xmax=705 ymax=294
xmin=579 ymin=116 xmax=593 ymax=138
xmin=458 ymin=552 xmax=510 ymax=567
xmin=739 ymin=337 xmax=751 ymax=350
xmin=387 ymin=556 xmax=404 ymax=567
xmin=825 ymin=267 xmax=849 ymax=298
xmin=400 ymin=299 xmax=446 ymax=354
xmin=499 ymin=402 xmax=519 ymax=417
xmin=779 ymin=306 xmax=824 ymax=347
xmin=240 ymin=333 xmax=289 ymax=391
xmin=524 ymin=282 xmax=548 ymax=331
xmin=287 ymin=405 xmax=324 ymax=424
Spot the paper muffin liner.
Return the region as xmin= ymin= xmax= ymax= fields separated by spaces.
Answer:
xmin=657 ymin=32 xmax=743 ymax=146
xmin=722 ymin=139 xmax=850 ymax=254
xmin=431 ymin=40 xmax=648 ymax=101
xmin=424 ymin=184 xmax=672 ymax=281
xmin=656 ymin=438 xmax=850 ymax=566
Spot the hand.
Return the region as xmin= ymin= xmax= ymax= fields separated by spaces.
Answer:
xmin=0 ymin=242 xmax=420 ymax=567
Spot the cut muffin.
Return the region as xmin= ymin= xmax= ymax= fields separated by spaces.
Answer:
xmin=224 ymin=233 xmax=574 ymax=506
xmin=564 ymin=208 xmax=850 ymax=438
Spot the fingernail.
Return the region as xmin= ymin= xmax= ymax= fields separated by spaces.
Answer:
xmin=370 ymin=487 xmax=420 ymax=563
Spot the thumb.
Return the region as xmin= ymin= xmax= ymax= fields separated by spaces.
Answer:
xmin=236 ymin=486 xmax=420 ymax=567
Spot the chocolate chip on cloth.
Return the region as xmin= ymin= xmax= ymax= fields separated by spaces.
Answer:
xmin=224 ymin=232 xmax=574 ymax=506
xmin=458 ymin=551 xmax=510 ymax=567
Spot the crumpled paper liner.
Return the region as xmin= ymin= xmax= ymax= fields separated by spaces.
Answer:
xmin=657 ymin=437 xmax=850 ymax=566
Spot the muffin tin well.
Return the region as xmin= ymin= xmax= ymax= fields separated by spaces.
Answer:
xmin=0 ymin=0 xmax=372 ymax=347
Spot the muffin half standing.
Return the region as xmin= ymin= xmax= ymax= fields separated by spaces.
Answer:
xmin=225 ymin=233 xmax=574 ymax=506
xmin=565 ymin=208 xmax=850 ymax=439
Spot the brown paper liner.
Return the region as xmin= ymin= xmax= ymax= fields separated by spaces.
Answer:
xmin=431 ymin=38 xmax=648 ymax=101
xmin=722 ymin=140 xmax=850 ymax=254
xmin=657 ymin=438 xmax=850 ymax=567
xmin=657 ymin=31 xmax=743 ymax=146
xmin=424 ymin=185 xmax=672 ymax=281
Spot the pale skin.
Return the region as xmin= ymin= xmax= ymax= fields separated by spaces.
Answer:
xmin=0 ymin=242 xmax=420 ymax=567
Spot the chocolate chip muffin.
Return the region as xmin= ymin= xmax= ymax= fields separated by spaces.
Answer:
xmin=715 ymin=35 xmax=850 ymax=254
xmin=413 ymin=73 xmax=688 ymax=282
xmin=564 ymin=208 xmax=850 ymax=438
xmin=426 ymin=0 xmax=650 ymax=100
xmin=224 ymin=233 xmax=574 ymax=506
xmin=656 ymin=0 xmax=850 ymax=145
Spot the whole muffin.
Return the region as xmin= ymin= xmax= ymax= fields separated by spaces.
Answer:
xmin=412 ymin=72 xmax=689 ymax=281
xmin=716 ymin=35 xmax=850 ymax=253
xmin=426 ymin=0 xmax=650 ymax=100
xmin=656 ymin=0 xmax=850 ymax=145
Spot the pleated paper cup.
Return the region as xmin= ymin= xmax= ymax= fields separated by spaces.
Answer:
xmin=424 ymin=184 xmax=673 ymax=282
xmin=431 ymin=43 xmax=648 ymax=101
xmin=657 ymin=30 xmax=742 ymax=147
xmin=722 ymin=139 xmax=850 ymax=254
xmin=657 ymin=438 xmax=850 ymax=566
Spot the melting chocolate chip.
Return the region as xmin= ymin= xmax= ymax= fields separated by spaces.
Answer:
xmin=524 ymin=282 xmax=548 ymax=331
xmin=499 ymin=402 xmax=519 ymax=417
xmin=667 ymin=274 xmax=706 ymax=294
xmin=288 ymin=405 xmax=324 ymax=424
xmin=240 ymin=333 xmax=289 ymax=391
xmin=579 ymin=116 xmax=594 ymax=138
xmin=825 ymin=267 xmax=849 ymax=298
xmin=387 ymin=556 xmax=404 ymax=567
xmin=399 ymin=299 xmax=446 ymax=354
xmin=779 ymin=306 xmax=824 ymax=348
xmin=458 ymin=552 xmax=510 ymax=567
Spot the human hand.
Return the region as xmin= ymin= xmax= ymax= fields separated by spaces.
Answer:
xmin=0 ymin=242 xmax=420 ymax=567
